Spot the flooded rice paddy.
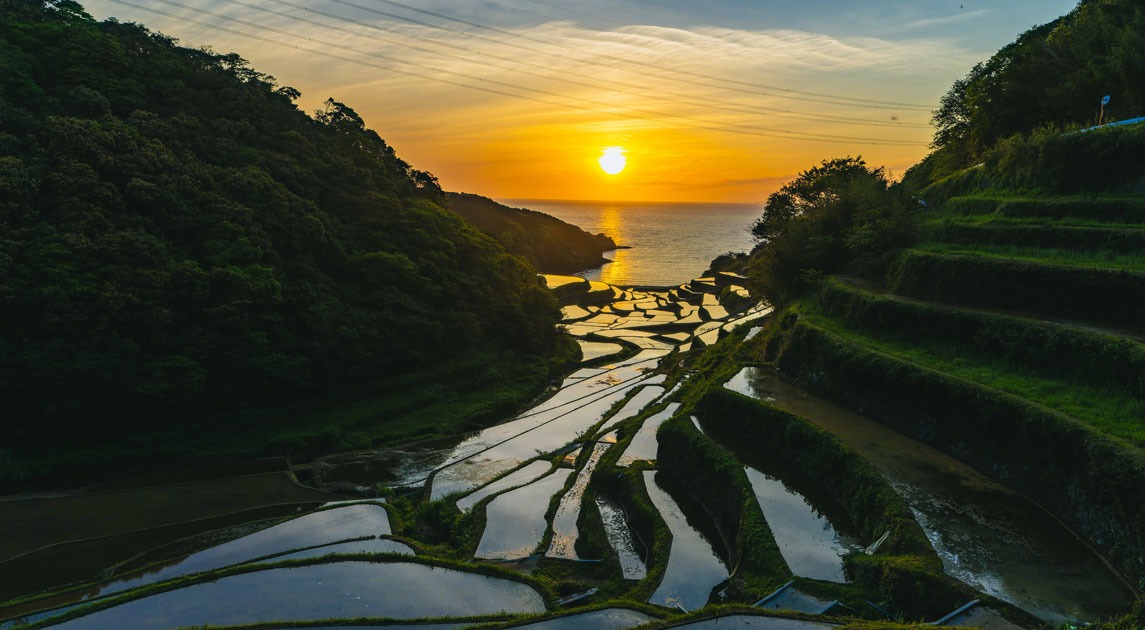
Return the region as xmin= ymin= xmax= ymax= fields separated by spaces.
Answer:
xmin=475 ymin=470 xmax=573 ymax=560
xmin=52 ymin=561 xmax=546 ymax=628
xmin=644 ymin=471 xmax=730 ymax=611
xmin=456 ymin=461 xmax=554 ymax=513
xmin=72 ymin=503 xmax=400 ymax=600
xmin=725 ymin=367 xmax=1135 ymax=624
xmin=21 ymin=269 xmax=1118 ymax=628
xmin=742 ymin=467 xmax=859 ymax=583
xmin=617 ymin=403 xmax=682 ymax=466
xmin=595 ymin=496 xmax=648 ymax=580
xmin=547 ymin=442 xmax=612 ymax=559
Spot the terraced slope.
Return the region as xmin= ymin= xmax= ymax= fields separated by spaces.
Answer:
xmin=764 ymin=193 xmax=1145 ymax=591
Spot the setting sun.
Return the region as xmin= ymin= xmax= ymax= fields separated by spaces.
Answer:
xmin=598 ymin=147 xmax=627 ymax=175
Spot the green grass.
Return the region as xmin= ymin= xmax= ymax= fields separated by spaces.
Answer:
xmin=912 ymin=241 xmax=1145 ymax=272
xmin=924 ymin=212 xmax=1145 ymax=230
xmin=795 ymin=302 xmax=1145 ymax=449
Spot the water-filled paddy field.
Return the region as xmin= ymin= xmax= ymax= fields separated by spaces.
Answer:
xmin=3 ymin=272 xmax=1131 ymax=629
xmin=725 ymin=367 xmax=1135 ymax=624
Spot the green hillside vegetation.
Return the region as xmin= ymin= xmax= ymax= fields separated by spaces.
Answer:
xmin=0 ymin=1 xmax=569 ymax=486
xmin=738 ymin=2 xmax=1145 ymax=622
xmin=446 ymin=192 xmax=616 ymax=273
xmin=915 ymin=0 xmax=1145 ymax=182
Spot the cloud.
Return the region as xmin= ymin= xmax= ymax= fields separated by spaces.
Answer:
xmin=882 ymin=9 xmax=994 ymax=34
xmin=79 ymin=0 xmax=970 ymax=200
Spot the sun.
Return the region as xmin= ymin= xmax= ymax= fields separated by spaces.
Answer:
xmin=598 ymin=147 xmax=627 ymax=175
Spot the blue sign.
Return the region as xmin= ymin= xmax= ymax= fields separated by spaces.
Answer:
xmin=1102 ymin=95 xmax=1111 ymax=105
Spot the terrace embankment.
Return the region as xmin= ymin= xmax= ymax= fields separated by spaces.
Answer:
xmin=747 ymin=190 xmax=1145 ymax=603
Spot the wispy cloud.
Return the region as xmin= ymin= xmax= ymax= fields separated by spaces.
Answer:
xmin=882 ymin=8 xmax=994 ymax=34
xmin=81 ymin=0 xmax=981 ymax=200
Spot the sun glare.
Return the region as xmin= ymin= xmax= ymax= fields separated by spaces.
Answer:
xmin=598 ymin=147 xmax=627 ymax=175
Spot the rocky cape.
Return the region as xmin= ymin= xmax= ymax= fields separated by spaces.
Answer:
xmin=447 ymin=193 xmax=618 ymax=274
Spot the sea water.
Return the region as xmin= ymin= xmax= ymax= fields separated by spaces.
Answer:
xmin=502 ymin=199 xmax=761 ymax=286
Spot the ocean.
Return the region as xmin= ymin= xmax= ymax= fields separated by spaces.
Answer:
xmin=502 ymin=199 xmax=762 ymax=287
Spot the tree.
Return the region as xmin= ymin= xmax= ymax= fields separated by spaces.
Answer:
xmin=747 ymin=157 xmax=915 ymax=304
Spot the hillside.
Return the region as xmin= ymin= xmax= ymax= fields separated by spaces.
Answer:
xmin=913 ymin=0 xmax=1145 ymax=183
xmin=446 ymin=193 xmax=616 ymax=273
xmin=735 ymin=2 xmax=1145 ymax=622
xmin=0 ymin=1 xmax=571 ymax=485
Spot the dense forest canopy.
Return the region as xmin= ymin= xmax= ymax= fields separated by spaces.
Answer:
xmin=914 ymin=0 xmax=1145 ymax=184
xmin=0 ymin=0 xmax=560 ymax=476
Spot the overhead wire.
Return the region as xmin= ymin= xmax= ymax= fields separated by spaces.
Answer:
xmin=104 ymin=0 xmax=928 ymax=146
xmin=362 ymin=0 xmax=936 ymax=110
xmin=231 ymin=0 xmax=931 ymax=129
xmin=328 ymin=0 xmax=933 ymax=115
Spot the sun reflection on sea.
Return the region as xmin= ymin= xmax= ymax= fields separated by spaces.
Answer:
xmin=596 ymin=205 xmax=627 ymax=285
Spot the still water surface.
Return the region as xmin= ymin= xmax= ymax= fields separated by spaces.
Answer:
xmin=725 ymin=367 xmax=1135 ymax=624
xmin=55 ymin=561 xmax=545 ymax=628
xmin=644 ymin=471 xmax=729 ymax=611
xmin=503 ymin=199 xmax=760 ymax=286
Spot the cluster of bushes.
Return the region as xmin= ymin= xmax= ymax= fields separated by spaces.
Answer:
xmin=913 ymin=122 xmax=1145 ymax=200
xmin=920 ymin=0 xmax=1145 ymax=178
xmin=746 ymin=157 xmax=917 ymax=305
xmin=887 ymin=250 xmax=1145 ymax=328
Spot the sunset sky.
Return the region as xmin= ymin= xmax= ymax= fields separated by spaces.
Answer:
xmin=82 ymin=0 xmax=1078 ymax=202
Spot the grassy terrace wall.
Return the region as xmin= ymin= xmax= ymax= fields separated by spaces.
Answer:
xmin=920 ymin=123 xmax=1145 ymax=202
xmin=935 ymin=222 xmax=1145 ymax=253
xmin=817 ymin=280 xmax=1145 ymax=398
xmin=771 ymin=319 xmax=1145 ymax=583
xmin=655 ymin=413 xmax=789 ymax=596
xmin=942 ymin=196 xmax=1145 ymax=223
xmin=657 ymin=387 xmax=989 ymax=620
xmin=691 ymin=388 xmax=931 ymax=559
xmin=887 ymin=250 xmax=1145 ymax=328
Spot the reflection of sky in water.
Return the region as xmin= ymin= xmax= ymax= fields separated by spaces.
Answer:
xmin=548 ymin=442 xmax=611 ymax=559
xmin=596 ymin=496 xmax=647 ymax=580
xmin=475 ymin=471 xmax=573 ymax=560
xmin=644 ymin=471 xmax=729 ymax=611
xmin=724 ymin=367 xmax=1134 ymax=624
xmin=744 ymin=467 xmax=858 ymax=583
xmin=54 ymin=562 xmax=545 ymax=628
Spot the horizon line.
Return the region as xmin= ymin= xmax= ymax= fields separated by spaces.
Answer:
xmin=495 ymin=196 xmax=765 ymax=206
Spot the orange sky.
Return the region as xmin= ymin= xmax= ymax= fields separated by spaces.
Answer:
xmin=82 ymin=1 xmax=1078 ymax=202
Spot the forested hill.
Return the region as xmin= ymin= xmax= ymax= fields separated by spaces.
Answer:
xmin=0 ymin=1 xmax=561 ymax=480
xmin=909 ymin=0 xmax=1145 ymax=186
xmin=446 ymin=193 xmax=616 ymax=273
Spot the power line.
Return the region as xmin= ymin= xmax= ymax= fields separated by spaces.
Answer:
xmin=362 ymin=0 xmax=936 ymax=110
xmin=327 ymin=0 xmax=935 ymax=117
xmin=229 ymin=0 xmax=931 ymax=129
xmin=105 ymin=0 xmax=927 ymax=146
